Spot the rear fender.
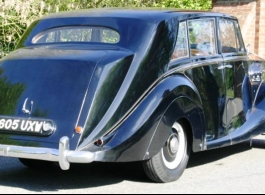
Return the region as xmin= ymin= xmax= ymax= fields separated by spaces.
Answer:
xmin=93 ymin=75 xmax=205 ymax=162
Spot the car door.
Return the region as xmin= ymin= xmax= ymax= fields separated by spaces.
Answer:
xmin=219 ymin=18 xmax=248 ymax=137
xmin=185 ymin=18 xmax=227 ymax=141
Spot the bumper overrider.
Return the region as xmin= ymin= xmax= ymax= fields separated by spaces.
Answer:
xmin=0 ymin=137 xmax=95 ymax=170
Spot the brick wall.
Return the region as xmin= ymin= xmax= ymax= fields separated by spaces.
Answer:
xmin=258 ymin=0 xmax=265 ymax=57
xmin=213 ymin=0 xmax=265 ymax=58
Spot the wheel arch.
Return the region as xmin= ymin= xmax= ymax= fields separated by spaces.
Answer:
xmin=143 ymin=96 xmax=205 ymax=161
xmin=178 ymin=118 xmax=193 ymax=151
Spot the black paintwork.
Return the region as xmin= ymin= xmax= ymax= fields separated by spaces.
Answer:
xmin=0 ymin=9 xmax=264 ymax=162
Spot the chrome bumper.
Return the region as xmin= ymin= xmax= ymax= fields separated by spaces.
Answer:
xmin=0 ymin=137 xmax=95 ymax=170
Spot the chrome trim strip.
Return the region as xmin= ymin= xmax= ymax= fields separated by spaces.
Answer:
xmin=167 ymin=56 xmax=248 ymax=75
xmin=223 ymin=56 xmax=248 ymax=62
xmin=167 ymin=58 xmax=223 ymax=76
xmin=0 ymin=137 xmax=95 ymax=170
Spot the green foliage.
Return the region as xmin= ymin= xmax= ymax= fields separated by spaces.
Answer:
xmin=42 ymin=0 xmax=212 ymax=11
xmin=0 ymin=68 xmax=26 ymax=115
xmin=0 ymin=0 xmax=46 ymax=57
xmin=160 ymin=0 xmax=212 ymax=10
xmin=0 ymin=0 xmax=212 ymax=58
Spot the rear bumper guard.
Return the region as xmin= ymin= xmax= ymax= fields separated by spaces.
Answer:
xmin=0 ymin=137 xmax=95 ymax=170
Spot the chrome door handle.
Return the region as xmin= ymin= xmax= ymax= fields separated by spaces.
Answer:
xmin=218 ymin=65 xmax=233 ymax=70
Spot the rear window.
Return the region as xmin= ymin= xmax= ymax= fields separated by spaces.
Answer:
xmin=32 ymin=26 xmax=120 ymax=44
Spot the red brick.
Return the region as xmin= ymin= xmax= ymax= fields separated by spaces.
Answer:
xmin=213 ymin=0 xmax=265 ymax=58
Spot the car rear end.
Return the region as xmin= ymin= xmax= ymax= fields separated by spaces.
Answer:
xmin=0 ymin=47 xmax=109 ymax=169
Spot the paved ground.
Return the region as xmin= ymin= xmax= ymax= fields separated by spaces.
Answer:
xmin=1 ymin=136 xmax=265 ymax=194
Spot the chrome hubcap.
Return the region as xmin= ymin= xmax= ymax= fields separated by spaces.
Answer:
xmin=162 ymin=122 xmax=186 ymax=170
xmin=169 ymin=135 xmax=179 ymax=154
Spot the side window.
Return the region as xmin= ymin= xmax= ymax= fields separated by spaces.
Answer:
xmin=234 ymin=21 xmax=246 ymax=53
xmin=188 ymin=19 xmax=217 ymax=56
xmin=172 ymin=22 xmax=189 ymax=60
xmin=219 ymin=19 xmax=241 ymax=53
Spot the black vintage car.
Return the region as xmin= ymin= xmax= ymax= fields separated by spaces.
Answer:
xmin=0 ymin=9 xmax=265 ymax=183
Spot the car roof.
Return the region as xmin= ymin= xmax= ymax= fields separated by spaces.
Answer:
xmin=42 ymin=8 xmax=236 ymax=22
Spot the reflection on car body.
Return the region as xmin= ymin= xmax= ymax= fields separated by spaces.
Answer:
xmin=249 ymin=62 xmax=263 ymax=83
xmin=0 ymin=9 xmax=265 ymax=183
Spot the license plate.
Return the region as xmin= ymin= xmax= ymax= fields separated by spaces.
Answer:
xmin=0 ymin=117 xmax=55 ymax=136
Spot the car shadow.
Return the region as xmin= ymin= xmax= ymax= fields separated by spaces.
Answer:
xmin=0 ymin=160 xmax=149 ymax=192
xmin=188 ymin=138 xmax=265 ymax=168
xmin=0 ymin=138 xmax=264 ymax=192
xmin=187 ymin=143 xmax=252 ymax=168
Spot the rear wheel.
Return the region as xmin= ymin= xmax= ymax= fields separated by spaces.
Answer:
xmin=143 ymin=122 xmax=190 ymax=183
xmin=19 ymin=158 xmax=56 ymax=169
